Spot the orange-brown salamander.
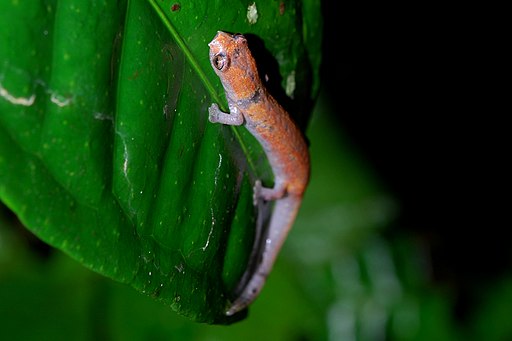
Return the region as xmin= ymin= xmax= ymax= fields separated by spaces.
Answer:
xmin=207 ymin=31 xmax=310 ymax=316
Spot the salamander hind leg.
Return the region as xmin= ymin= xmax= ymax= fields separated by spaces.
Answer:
xmin=253 ymin=180 xmax=286 ymax=205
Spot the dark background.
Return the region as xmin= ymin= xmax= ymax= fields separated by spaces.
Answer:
xmin=320 ymin=0 xmax=507 ymax=323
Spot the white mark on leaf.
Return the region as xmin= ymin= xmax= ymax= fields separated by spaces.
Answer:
xmin=247 ymin=2 xmax=258 ymax=24
xmin=214 ymin=153 xmax=222 ymax=186
xmin=50 ymin=93 xmax=72 ymax=107
xmin=202 ymin=153 xmax=223 ymax=251
xmin=94 ymin=112 xmax=113 ymax=121
xmin=0 ymin=81 xmax=36 ymax=106
xmin=285 ymin=71 xmax=296 ymax=98
xmin=175 ymin=263 xmax=184 ymax=273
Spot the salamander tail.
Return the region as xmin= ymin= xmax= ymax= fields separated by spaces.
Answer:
xmin=226 ymin=195 xmax=302 ymax=316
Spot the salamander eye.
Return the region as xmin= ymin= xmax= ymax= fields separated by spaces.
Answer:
xmin=212 ymin=53 xmax=229 ymax=71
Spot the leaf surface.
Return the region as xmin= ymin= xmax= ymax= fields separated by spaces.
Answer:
xmin=0 ymin=0 xmax=321 ymax=323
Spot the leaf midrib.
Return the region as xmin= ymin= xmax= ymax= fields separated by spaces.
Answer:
xmin=147 ymin=0 xmax=257 ymax=173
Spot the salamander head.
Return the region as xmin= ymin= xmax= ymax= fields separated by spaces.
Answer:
xmin=208 ymin=31 xmax=261 ymax=101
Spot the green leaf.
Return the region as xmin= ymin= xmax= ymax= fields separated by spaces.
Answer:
xmin=0 ymin=0 xmax=321 ymax=323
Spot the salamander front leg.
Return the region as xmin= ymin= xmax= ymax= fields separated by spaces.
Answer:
xmin=208 ymin=103 xmax=244 ymax=126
